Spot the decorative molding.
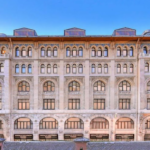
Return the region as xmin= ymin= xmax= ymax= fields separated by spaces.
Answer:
xmin=90 ymin=44 xmax=110 ymax=47
xmin=115 ymin=44 xmax=136 ymax=47
xmin=39 ymin=44 xmax=59 ymax=48
xmin=64 ymin=44 xmax=85 ymax=47
xmin=13 ymin=44 xmax=34 ymax=47
xmin=0 ymin=44 xmax=9 ymax=48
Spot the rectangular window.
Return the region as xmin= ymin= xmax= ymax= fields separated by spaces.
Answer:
xmin=92 ymin=51 xmax=96 ymax=57
xmin=14 ymin=134 xmax=33 ymax=141
xmin=53 ymin=51 xmax=57 ymax=57
xmin=79 ymin=51 xmax=83 ymax=57
xmin=47 ymin=51 xmax=51 ymax=57
xmin=104 ymin=50 xmax=108 ymax=57
xmin=41 ymin=51 xmax=45 ymax=57
xmin=97 ymin=51 xmax=102 ymax=57
xmin=94 ymin=99 xmax=105 ymax=110
xmin=66 ymin=51 xmax=70 ymax=57
xmin=117 ymin=67 xmax=121 ymax=73
xmin=119 ymin=99 xmax=130 ymax=110
xmin=68 ymin=99 xmax=80 ymax=110
xmin=117 ymin=51 xmax=121 ymax=56
xmin=28 ymin=51 xmax=32 ymax=57
xmin=43 ymin=99 xmax=55 ymax=110
xmin=18 ymin=99 xmax=29 ymax=110
xmin=123 ymin=50 xmax=127 ymax=56
xmin=104 ymin=68 xmax=108 ymax=73
xmin=73 ymin=51 xmax=77 ymax=57
xmin=147 ymin=99 xmax=150 ymax=109
xmin=98 ymin=67 xmax=102 ymax=73
xmin=22 ymin=51 xmax=26 ymax=57
xmin=47 ymin=68 xmax=51 ymax=74
xmin=130 ymin=50 xmax=133 ymax=57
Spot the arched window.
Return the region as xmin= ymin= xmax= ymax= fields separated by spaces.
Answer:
xmin=91 ymin=47 xmax=96 ymax=57
xmin=98 ymin=64 xmax=102 ymax=73
xmin=14 ymin=118 xmax=33 ymax=129
xmin=53 ymin=47 xmax=57 ymax=57
xmin=43 ymin=81 xmax=55 ymax=92
xmin=15 ymin=64 xmax=19 ymax=73
xmin=117 ymin=64 xmax=121 ymax=73
xmin=0 ymin=64 xmax=4 ymax=73
xmin=47 ymin=47 xmax=51 ymax=57
xmin=41 ymin=64 xmax=45 ymax=73
xmin=145 ymin=63 xmax=149 ymax=72
xmin=66 ymin=64 xmax=70 ymax=74
xmin=78 ymin=47 xmax=83 ymax=57
xmin=130 ymin=64 xmax=134 ymax=73
xmin=117 ymin=47 xmax=121 ymax=56
xmin=90 ymin=117 xmax=109 ymax=129
xmin=28 ymin=47 xmax=32 ymax=57
xmin=39 ymin=118 xmax=58 ymax=129
xmin=91 ymin=64 xmax=95 ymax=73
xmin=123 ymin=64 xmax=127 ymax=73
xmin=18 ymin=81 xmax=30 ymax=92
xmin=0 ymin=120 xmax=2 ymax=129
xmin=72 ymin=64 xmax=76 ymax=74
xmin=41 ymin=47 xmax=45 ymax=57
xmin=21 ymin=47 xmax=26 ymax=57
xmin=104 ymin=64 xmax=108 ymax=73
xmin=1 ymin=47 xmax=6 ymax=54
xmin=147 ymin=81 xmax=150 ymax=91
xmin=119 ymin=80 xmax=131 ymax=91
xmin=129 ymin=47 xmax=133 ymax=56
xmin=104 ymin=47 xmax=108 ymax=57
xmin=47 ymin=64 xmax=51 ymax=74
xmin=94 ymin=80 xmax=105 ymax=91
xmin=53 ymin=64 xmax=57 ymax=74
xmin=145 ymin=119 xmax=150 ymax=129
xmin=15 ymin=47 xmax=19 ymax=57
xmin=69 ymin=81 xmax=80 ymax=92
xmin=143 ymin=46 xmax=147 ymax=54
xmin=116 ymin=118 xmax=134 ymax=129
xmin=78 ymin=64 xmax=83 ymax=73
xmin=21 ymin=64 xmax=26 ymax=73
xmin=66 ymin=47 xmax=70 ymax=57
xmin=72 ymin=47 xmax=77 ymax=57
xmin=123 ymin=47 xmax=127 ymax=57
xmin=28 ymin=64 xmax=32 ymax=73
xmin=98 ymin=47 xmax=102 ymax=57
xmin=65 ymin=118 xmax=84 ymax=129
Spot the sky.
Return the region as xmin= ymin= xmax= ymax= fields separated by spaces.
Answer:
xmin=0 ymin=0 xmax=150 ymax=35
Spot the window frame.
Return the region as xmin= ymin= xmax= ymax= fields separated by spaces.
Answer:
xmin=43 ymin=99 xmax=55 ymax=110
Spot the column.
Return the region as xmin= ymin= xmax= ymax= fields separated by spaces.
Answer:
xmin=4 ymin=59 xmax=11 ymax=110
xmin=84 ymin=60 xmax=89 ymax=109
xmin=84 ymin=120 xmax=90 ymax=138
xmin=109 ymin=60 xmax=115 ymax=109
xmin=33 ymin=121 xmax=39 ymax=140
xmin=59 ymin=60 xmax=64 ymax=109
xmin=34 ymin=60 xmax=38 ymax=110
xmin=137 ymin=58 xmax=145 ymax=141
xmin=58 ymin=121 xmax=64 ymax=140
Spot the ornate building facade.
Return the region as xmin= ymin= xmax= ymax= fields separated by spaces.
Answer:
xmin=0 ymin=27 xmax=150 ymax=141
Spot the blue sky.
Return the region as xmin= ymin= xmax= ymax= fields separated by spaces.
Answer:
xmin=0 ymin=0 xmax=150 ymax=35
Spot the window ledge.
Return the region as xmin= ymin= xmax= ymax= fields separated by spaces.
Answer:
xmin=18 ymin=92 xmax=29 ymax=95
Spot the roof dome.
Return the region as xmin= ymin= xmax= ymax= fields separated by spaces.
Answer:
xmin=143 ymin=30 xmax=150 ymax=36
xmin=0 ymin=33 xmax=7 ymax=37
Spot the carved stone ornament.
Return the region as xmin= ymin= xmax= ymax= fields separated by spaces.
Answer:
xmin=85 ymin=130 xmax=88 ymax=134
xmin=59 ymin=129 xmax=63 ymax=134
